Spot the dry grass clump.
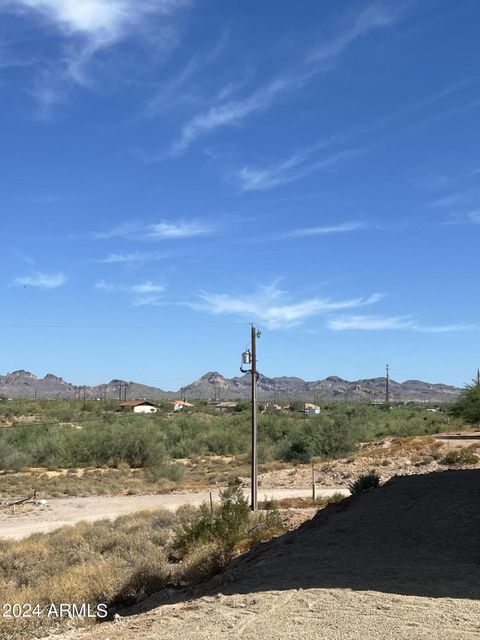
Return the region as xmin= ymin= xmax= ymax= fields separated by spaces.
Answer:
xmin=258 ymin=492 xmax=346 ymax=510
xmin=441 ymin=446 xmax=479 ymax=466
xmin=179 ymin=542 xmax=229 ymax=585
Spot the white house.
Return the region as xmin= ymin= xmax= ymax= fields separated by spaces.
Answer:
xmin=304 ymin=403 xmax=321 ymax=416
xmin=215 ymin=401 xmax=238 ymax=412
xmin=119 ymin=400 xmax=157 ymax=414
xmin=171 ymin=400 xmax=194 ymax=412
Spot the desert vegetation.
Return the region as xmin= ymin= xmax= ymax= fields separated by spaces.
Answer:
xmin=0 ymin=399 xmax=466 ymax=498
xmin=449 ymin=381 xmax=480 ymax=424
xmin=0 ymin=484 xmax=285 ymax=639
xmin=348 ymin=472 xmax=381 ymax=495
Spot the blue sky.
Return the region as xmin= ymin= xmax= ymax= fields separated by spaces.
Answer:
xmin=1 ymin=0 xmax=479 ymax=389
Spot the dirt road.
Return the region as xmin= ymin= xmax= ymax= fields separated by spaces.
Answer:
xmin=0 ymin=487 xmax=348 ymax=540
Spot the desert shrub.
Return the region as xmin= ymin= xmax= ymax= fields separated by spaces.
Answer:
xmin=325 ymin=491 xmax=346 ymax=504
xmin=441 ymin=447 xmax=479 ymax=466
xmin=349 ymin=472 xmax=380 ymax=495
xmin=144 ymin=462 xmax=185 ymax=484
xmin=178 ymin=541 xmax=230 ymax=584
xmin=280 ymin=415 xmax=356 ymax=462
xmin=174 ymin=483 xmax=250 ymax=555
xmin=247 ymin=505 xmax=285 ymax=544
xmin=115 ymin=548 xmax=170 ymax=601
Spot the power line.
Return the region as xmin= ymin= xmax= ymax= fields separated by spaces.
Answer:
xmin=270 ymin=331 xmax=382 ymax=377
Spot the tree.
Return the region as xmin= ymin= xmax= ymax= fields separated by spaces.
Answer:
xmin=449 ymin=381 xmax=480 ymax=424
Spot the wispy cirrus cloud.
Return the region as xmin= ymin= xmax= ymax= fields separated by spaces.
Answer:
xmin=443 ymin=210 xmax=480 ymax=226
xmin=280 ymin=222 xmax=365 ymax=239
xmin=1 ymin=0 xmax=193 ymax=113
xmin=191 ymin=282 xmax=382 ymax=329
xmin=169 ymin=2 xmax=406 ymax=154
xmin=309 ymin=1 xmax=407 ymax=65
xmin=99 ymin=251 xmax=169 ymax=264
xmin=145 ymin=31 xmax=230 ymax=117
xmin=11 ymin=271 xmax=66 ymax=289
xmin=327 ymin=314 xmax=476 ymax=333
xmin=94 ymin=219 xmax=217 ymax=240
xmin=430 ymin=186 xmax=480 ymax=209
xmin=95 ymin=279 xmax=165 ymax=305
xmin=233 ymin=146 xmax=361 ymax=192
xmin=429 ymin=183 xmax=480 ymax=225
xmin=171 ymin=72 xmax=313 ymax=155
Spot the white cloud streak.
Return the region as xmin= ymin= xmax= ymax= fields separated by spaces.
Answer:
xmin=11 ymin=271 xmax=66 ymax=289
xmin=282 ymin=222 xmax=364 ymax=238
xmin=309 ymin=2 xmax=406 ymax=64
xmin=169 ymin=2 xmax=405 ymax=154
xmin=172 ymin=73 xmax=313 ymax=155
xmin=94 ymin=219 xmax=216 ymax=240
xmin=145 ymin=31 xmax=229 ymax=117
xmin=99 ymin=251 xmax=169 ymax=264
xmin=327 ymin=314 xmax=475 ymax=333
xmin=193 ymin=282 xmax=382 ymax=329
xmin=234 ymin=146 xmax=361 ymax=192
xmin=95 ymin=279 xmax=165 ymax=305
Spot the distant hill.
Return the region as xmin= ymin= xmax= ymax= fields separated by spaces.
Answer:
xmin=178 ymin=371 xmax=460 ymax=403
xmin=0 ymin=369 xmax=461 ymax=403
xmin=0 ymin=370 xmax=172 ymax=401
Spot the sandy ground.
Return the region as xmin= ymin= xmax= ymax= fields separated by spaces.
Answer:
xmin=0 ymin=487 xmax=348 ymax=540
xmin=53 ymin=469 xmax=480 ymax=640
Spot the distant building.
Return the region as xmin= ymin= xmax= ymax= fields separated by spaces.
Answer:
xmin=172 ymin=400 xmax=194 ymax=412
xmin=215 ymin=401 xmax=238 ymax=412
xmin=263 ymin=403 xmax=283 ymax=413
xmin=304 ymin=403 xmax=321 ymax=416
xmin=119 ymin=400 xmax=157 ymax=414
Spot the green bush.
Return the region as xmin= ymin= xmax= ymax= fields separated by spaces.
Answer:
xmin=174 ymin=483 xmax=250 ymax=554
xmin=450 ymin=382 xmax=480 ymax=424
xmin=349 ymin=472 xmax=380 ymax=495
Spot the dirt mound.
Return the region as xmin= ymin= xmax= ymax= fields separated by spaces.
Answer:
xmin=58 ymin=470 xmax=480 ymax=640
xmin=211 ymin=469 xmax=480 ymax=600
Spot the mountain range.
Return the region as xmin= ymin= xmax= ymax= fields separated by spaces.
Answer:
xmin=0 ymin=370 xmax=461 ymax=403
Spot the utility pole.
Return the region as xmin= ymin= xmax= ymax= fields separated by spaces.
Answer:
xmin=477 ymin=369 xmax=480 ymax=386
xmin=240 ymin=324 xmax=261 ymax=511
xmin=385 ymin=364 xmax=390 ymax=406
xmin=82 ymin=386 xmax=86 ymax=411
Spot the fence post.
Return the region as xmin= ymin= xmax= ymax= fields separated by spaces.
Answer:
xmin=311 ymin=460 xmax=316 ymax=501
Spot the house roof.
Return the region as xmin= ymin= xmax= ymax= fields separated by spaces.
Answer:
xmin=119 ymin=400 xmax=156 ymax=407
xmin=171 ymin=400 xmax=194 ymax=407
xmin=304 ymin=403 xmax=320 ymax=409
